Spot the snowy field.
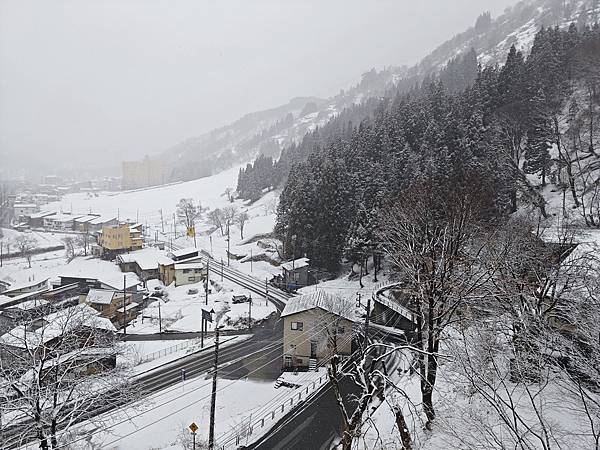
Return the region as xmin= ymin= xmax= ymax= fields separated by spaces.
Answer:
xmin=0 ymin=228 xmax=66 ymax=250
xmin=39 ymin=163 xmax=284 ymax=283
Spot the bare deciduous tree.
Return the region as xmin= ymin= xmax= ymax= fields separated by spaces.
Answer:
xmin=176 ymin=198 xmax=201 ymax=231
xmin=207 ymin=208 xmax=225 ymax=236
xmin=377 ymin=178 xmax=495 ymax=429
xmin=62 ymin=236 xmax=76 ymax=262
xmin=75 ymin=232 xmax=92 ymax=256
xmin=14 ymin=234 xmax=37 ymax=268
xmin=223 ymin=206 xmax=238 ymax=241
xmin=224 ymin=187 xmax=234 ymax=203
xmin=0 ymin=305 xmax=137 ymax=449
xmin=236 ymin=211 xmax=249 ymax=240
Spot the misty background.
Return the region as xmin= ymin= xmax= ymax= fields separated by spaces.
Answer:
xmin=0 ymin=0 xmax=516 ymax=174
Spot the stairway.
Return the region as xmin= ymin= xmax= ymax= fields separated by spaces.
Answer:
xmin=308 ymin=358 xmax=317 ymax=371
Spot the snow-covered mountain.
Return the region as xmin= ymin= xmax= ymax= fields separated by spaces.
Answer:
xmin=157 ymin=0 xmax=599 ymax=184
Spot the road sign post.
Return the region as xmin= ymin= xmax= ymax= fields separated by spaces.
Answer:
xmin=189 ymin=422 xmax=198 ymax=450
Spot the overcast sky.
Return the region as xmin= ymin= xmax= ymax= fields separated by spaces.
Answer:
xmin=0 ymin=0 xmax=517 ymax=172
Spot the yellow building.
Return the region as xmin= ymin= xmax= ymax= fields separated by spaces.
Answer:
xmin=97 ymin=224 xmax=143 ymax=258
xmin=122 ymin=156 xmax=168 ymax=190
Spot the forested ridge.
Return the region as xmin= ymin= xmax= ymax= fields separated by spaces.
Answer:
xmin=236 ymin=23 xmax=600 ymax=272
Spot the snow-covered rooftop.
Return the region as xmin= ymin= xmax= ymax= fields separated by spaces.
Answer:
xmin=1 ymin=278 xmax=49 ymax=296
xmin=46 ymin=213 xmax=83 ymax=223
xmin=88 ymin=216 xmax=117 ymax=225
xmin=117 ymin=248 xmax=172 ymax=271
xmin=74 ymin=215 xmax=100 ymax=223
xmin=280 ymin=257 xmax=310 ymax=272
xmin=281 ymin=290 xmax=356 ymax=322
xmin=28 ymin=211 xmax=56 ymax=219
xmin=86 ymin=289 xmax=116 ymax=305
xmin=11 ymin=299 xmax=49 ymax=310
xmin=0 ymin=304 xmax=116 ymax=349
xmin=170 ymin=247 xmax=199 ymax=258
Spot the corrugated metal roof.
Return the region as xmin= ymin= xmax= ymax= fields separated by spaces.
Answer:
xmin=281 ymin=291 xmax=356 ymax=322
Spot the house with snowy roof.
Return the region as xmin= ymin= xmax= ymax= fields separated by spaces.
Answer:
xmin=83 ymin=288 xmax=138 ymax=327
xmin=280 ymin=291 xmax=356 ymax=371
xmin=116 ymin=247 xmax=173 ymax=282
xmin=279 ymin=257 xmax=311 ymax=291
xmin=0 ymin=304 xmax=116 ymax=362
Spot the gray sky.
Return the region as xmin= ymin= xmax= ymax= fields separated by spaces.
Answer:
xmin=0 ymin=0 xmax=516 ymax=172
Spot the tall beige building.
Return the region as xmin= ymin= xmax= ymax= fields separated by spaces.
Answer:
xmin=122 ymin=156 xmax=168 ymax=190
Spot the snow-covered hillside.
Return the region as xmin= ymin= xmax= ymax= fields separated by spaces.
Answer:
xmin=152 ymin=0 xmax=599 ymax=187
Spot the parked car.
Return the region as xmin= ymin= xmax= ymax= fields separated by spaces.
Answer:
xmin=187 ymin=288 xmax=199 ymax=295
xmin=232 ymin=294 xmax=249 ymax=304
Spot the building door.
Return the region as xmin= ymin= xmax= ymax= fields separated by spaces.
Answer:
xmin=310 ymin=341 xmax=317 ymax=359
xmin=283 ymin=355 xmax=292 ymax=369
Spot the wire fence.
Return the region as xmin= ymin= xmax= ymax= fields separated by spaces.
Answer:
xmin=139 ymin=339 xmax=196 ymax=364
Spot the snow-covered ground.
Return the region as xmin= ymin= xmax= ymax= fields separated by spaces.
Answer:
xmin=30 ymin=367 xmax=328 ymax=450
xmin=129 ymin=276 xmax=276 ymax=334
xmin=0 ymin=227 xmax=66 ymax=250
xmin=0 ymin=250 xmax=137 ymax=292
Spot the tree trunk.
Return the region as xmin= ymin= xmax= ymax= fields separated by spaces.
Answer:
xmin=394 ymin=406 xmax=413 ymax=450
xmin=554 ymin=116 xmax=579 ymax=207
xmin=341 ymin=432 xmax=353 ymax=450
xmin=50 ymin=419 xmax=58 ymax=449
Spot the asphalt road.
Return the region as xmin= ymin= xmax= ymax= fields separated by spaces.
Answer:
xmin=246 ymin=328 xmax=408 ymax=450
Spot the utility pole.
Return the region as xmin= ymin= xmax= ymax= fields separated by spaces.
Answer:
xmin=0 ymin=241 xmax=3 ymax=267
xmin=265 ymin=278 xmax=269 ymax=306
xmin=205 ymin=259 xmax=210 ymax=306
xmin=210 ymin=235 xmax=213 ymax=256
xmin=117 ymin=208 xmax=120 ymax=222
xmin=201 ymin=317 xmax=204 ymax=348
xmin=363 ymin=295 xmax=371 ymax=352
xmin=160 ymin=209 xmax=164 ymax=233
xmin=193 ymin=220 xmax=197 ymax=248
xmin=226 ymin=227 xmax=230 ymax=267
xmin=122 ymin=275 xmax=127 ymax=335
xmin=173 ymin=213 xmax=177 ymax=238
xmin=158 ymin=301 xmax=162 ymax=337
xmin=248 ymin=295 xmax=252 ymax=330
xmin=220 ymin=258 xmax=223 ymax=281
xmin=136 ymin=209 xmax=139 ymax=223
xmin=208 ymin=326 xmax=222 ymax=450
xmin=250 ymin=249 xmax=253 ymax=272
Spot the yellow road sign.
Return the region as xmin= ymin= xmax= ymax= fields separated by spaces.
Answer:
xmin=189 ymin=422 xmax=198 ymax=433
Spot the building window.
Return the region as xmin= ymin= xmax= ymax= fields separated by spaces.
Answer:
xmin=337 ymin=327 xmax=345 ymax=334
xmin=291 ymin=321 xmax=303 ymax=331
xmin=290 ymin=344 xmax=296 ymax=351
